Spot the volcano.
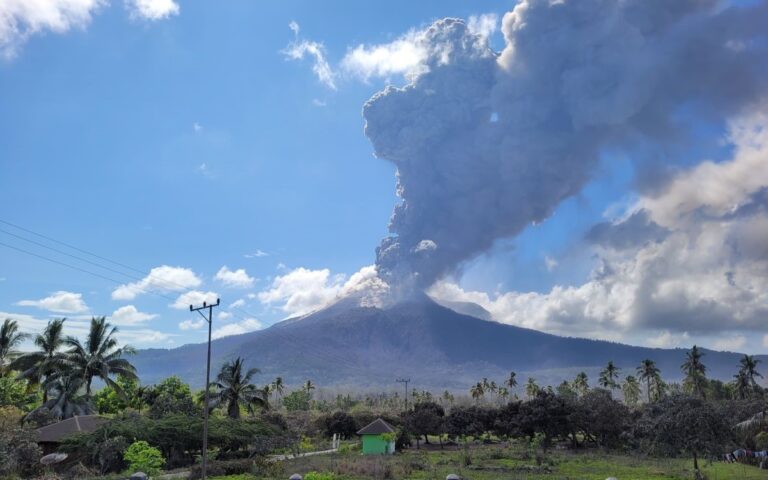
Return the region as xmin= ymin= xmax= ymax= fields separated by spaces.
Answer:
xmin=132 ymin=294 xmax=766 ymax=390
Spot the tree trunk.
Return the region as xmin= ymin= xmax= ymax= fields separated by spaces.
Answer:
xmin=647 ymin=378 xmax=651 ymax=403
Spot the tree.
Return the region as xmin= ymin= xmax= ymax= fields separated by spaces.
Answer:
xmin=525 ymin=377 xmax=540 ymax=399
xmin=637 ymin=359 xmax=660 ymax=403
xmin=64 ymin=317 xmax=137 ymax=397
xmin=123 ymin=440 xmax=165 ymax=476
xmin=28 ymin=375 xmax=94 ymax=420
xmin=0 ymin=319 xmax=28 ymax=376
xmin=12 ymin=318 xmax=66 ymax=402
xmin=498 ymin=386 xmax=510 ymax=403
xmin=148 ymin=376 xmax=198 ymax=419
xmin=0 ymin=376 xmax=32 ymax=409
xmin=518 ymin=391 xmax=571 ymax=450
xmin=405 ymin=401 xmax=445 ymax=446
xmin=648 ymin=395 xmax=730 ymax=476
xmin=622 ymin=375 xmax=641 ymax=406
xmin=210 ymin=357 xmax=268 ymax=419
xmin=470 ymin=382 xmax=484 ymax=404
xmin=282 ymin=390 xmax=311 ymax=411
xmin=681 ymin=345 xmax=707 ymax=398
xmin=739 ymin=355 xmax=762 ymax=393
xmin=572 ymin=372 xmax=589 ymax=397
xmin=556 ymin=381 xmax=576 ymax=401
xmin=271 ymin=377 xmax=285 ymax=401
xmin=732 ymin=371 xmax=751 ymax=400
xmin=571 ymin=389 xmax=629 ymax=448
xmin=506 ymin=371 xmax=518 ymax=391
xmin=303 ymin=379 xmax=315 ymax=394
xmin=441 ymin=390 xmax=454 ymax=406
xmin=318 ymin=411 xmax=357 ymax=439
xmin=93 ymin=375 xmax=143 ymax=414
xmin=599 ymin=361 xmax=621 ymax=390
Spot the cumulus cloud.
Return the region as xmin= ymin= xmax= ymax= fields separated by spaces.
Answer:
xmin=214 ymin=266 xmax=255 ymax=288
xmin=17 ymin=291 xmax=88 ymax=313
xmin=126 ymin=0 xmax=179 ymax=20
xmin=430 ymin=106 xmax=768 ymax=343
xmin=112 ymin=265 xmax=201 ymax=300
xmin=171 ymin=290 xmax=218 ymax=310
xmin=341 ymin=29 xmax=428 ymax=82
xmin=179 ymin=318 xmax=204 ymax=330
xmin=361 ymin=1 xmax=768 ymax=293
xmin=110 ymin=305 xmax=157 ymax=325
xmin=467 ymin=13 xmax=498 ymax=39
xmin=0 ymin=0 xmax=104 ymax=58
xmin=283 ymin=21 xmax=336 ymax=89
xmin=212 ymin=318 xmax=262 ymax=340
xmin=258 ymin=265 xmax=389 ymax=317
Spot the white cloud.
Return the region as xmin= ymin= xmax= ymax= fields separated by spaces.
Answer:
xmin=341 ymin=29 xmax=427 ymax=81
xmin=17 ymin=291 xmax=88 ymax=314
xmin=282 ymin=21 xmax=336 ymax=89
xmin=712 ymin=335 xmax=747 ymax=352
xmin=544 ymin=255 xmax=558 ymax=272
xmin=646 ymin=330 xmax=690 ymax=349
xmin=0 ymin=0 xmax=104 ymax=59
xmin=110 ymin=305 xmax=157 ymax=325
xmin=112 ymin=265 xmax=201 ymax=300
xmin=212 ymin=318 xmax=263 ymax=339
xmin=117 ymin=328 xmax=175 ymax=344
xmin=763 ymin=335 xmax=768 ymax=348
xmin=217 ymin=311 xmax=232 ymax=321
xmin=171 ymin=290 xmax=219 ymax=310
xmin=126 ymin=0 xmax=179 ymax=21
xmin=258 ymin=265 xmax=388 ymax=317
xmin=467 ymin=13 xmax=498 ymax=39
xmin=244 ymin=249 xmax=269 ymax=258
xmin=229 ymin=299 xmax=245 ymax=309
xmin=179 ymin=318 xmax=205 ymax=330
xmin=414 ymin=239 xmax=437 ymax=253
xmin=3 ymin=311 xmax=91 ymax=339
xmin=214 ymin=266 xmax=255 ymax=288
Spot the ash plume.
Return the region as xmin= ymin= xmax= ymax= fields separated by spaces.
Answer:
xmin=363 ymin=0 xmax=768 ymax=292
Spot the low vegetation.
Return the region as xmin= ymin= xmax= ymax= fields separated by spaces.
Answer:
xmin=1 ymin=316 xmax=767 ymax=480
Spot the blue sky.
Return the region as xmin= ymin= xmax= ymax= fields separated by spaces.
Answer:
xmin=2 ymin=0 xmax=767 ymax=354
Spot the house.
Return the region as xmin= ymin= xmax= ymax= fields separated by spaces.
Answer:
xmin=356 ymin=418 xmax=396 ymax=455
xmin=36 ymin=415 xmax=107 ymax=453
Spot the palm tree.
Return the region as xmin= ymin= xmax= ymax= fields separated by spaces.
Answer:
xmin=12 ymin=318 xmax=67 ymax=402
xmin=525 ymin=377 xmax=539 ymax=399
xmin=303 ymin=379 xmax=315 ymax=394
xmin=0 ymin=318 xmax=29 ymax=375
xmin=470 ymin=382 xmax=484 ymax=403
xmin=271 ymin=377 xmax=285 ymax=400
xmin=739 ymin=355 xmax=762 ymax=388
xmin=506 ymin=371 xmax=518 ymax=391
xmin=572 ymin=372 xmax=589 ymax=397
xmin=599 ymin=361 xmax=621 ymax=390
xmin=210 ymin=357 xmax=268 ymax=419
xmin=622 ymin=375 xmax=641 ymax=406
xmin=442 ymin=390 xmax=454 ymax=406
xmin=681 ymin=345 xmax=707 ymax=398
xmin=637 ymin=359 xmax=661 ymax=403
xmin=733 ymin=371 xmax=751 ymax=400
xmin=28 ymin=375 xmax=94 ymax=420
xmin=64 ymin=316 xmax=137 ymax=396
xmin=498 ymin=386 xmax=509 ymax=403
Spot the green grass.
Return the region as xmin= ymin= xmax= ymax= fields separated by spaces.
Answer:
xmin=206 ymin=444 xmax=768 ymax=480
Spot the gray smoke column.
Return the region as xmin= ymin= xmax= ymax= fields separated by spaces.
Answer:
xmin=363 ymin=0 xmax=768 ymax=292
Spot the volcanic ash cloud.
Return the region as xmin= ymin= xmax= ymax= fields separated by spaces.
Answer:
xmin=362 ymin=0 xmax=768 ymax=293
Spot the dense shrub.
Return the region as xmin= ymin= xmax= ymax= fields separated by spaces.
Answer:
xmin=123 ymin=440 xmax=165 ymax=476
xmin=0 ymin=427 xmax=42 ymax=478
xmin=317 ymin=411 xmax=358 ymax=439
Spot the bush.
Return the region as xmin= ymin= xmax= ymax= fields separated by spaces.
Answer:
xmin=756 ymin=432 xmax=768 ymax=451
xmin=304 ymin=472 xmax=338 ymax=480
xmin=318 ymin=411 xmax=358 ymax=439
xmin=64 ymin=462 xmax=96 ymax=480
xmin=188 ymin=458 xmax=255 ymax=479
xmin=0 ymin=427 xmax=42 ymax=478
xmin=123 ymin=440 xmax=165 ymax=476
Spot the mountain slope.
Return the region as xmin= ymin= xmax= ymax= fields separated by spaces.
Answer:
xmin=132 ymin=295 xmax=765 ymax=390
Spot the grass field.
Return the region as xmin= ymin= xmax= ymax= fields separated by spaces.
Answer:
xmin=206 ymin=443 xmax=768 ymax=480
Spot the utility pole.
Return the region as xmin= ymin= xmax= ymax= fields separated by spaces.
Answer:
xmin=396 ymin=378 xmax=410 ymax=412
xmin=190 ymin=298 xmax=220 ymax=480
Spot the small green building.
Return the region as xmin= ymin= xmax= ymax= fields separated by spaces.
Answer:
xmin=357 ymin=418 xmax=396 ymax=455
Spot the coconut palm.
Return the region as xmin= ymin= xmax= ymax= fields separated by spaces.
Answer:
xmin=498 ymin=386 xmax=509 ymax=403
xmin=12 ymin=318 xmax=67 ymax=402
xmin=525 ymin=377 xmax=540 ymax=399
xmin=28 ymin=375 xmax=94 ymax=420
xmin=599 ymin=361 xmax=621 ymax=390
xmin=470 ymin=382 xmax=484 ymax=403
xmin=681 ymin=345 xmax=707 ymax=398
xmin=637 ymin=359 xmax=661 ymax=403
xmin=733 ymin=371 xmax=751 ymax=400
xmin=271 ymin=376 xmax=285 ymax=400
xmin=739 ymin=355 xmax=762 ymax=388
xmin=572 ymin=372 xmax=589 ymax=397
xmin=303 ymin=379 xmax=315 ymax=394
xmin=622 ymin=375 xmax=641 ymax=406
xmin=506 ymin=371 xmax=518 ymax=390
xmin=210 ymin=357 xmax=268 ymax=419
xmin=64 ymin=316 xmax=137 ymax=397
xmin=0 ymin=319 xmax=29 ymax=375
